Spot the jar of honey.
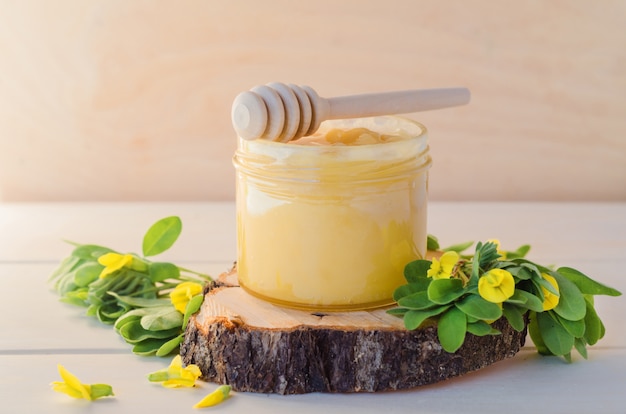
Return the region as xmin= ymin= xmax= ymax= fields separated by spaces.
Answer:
xmin=233 ymin=116 xmax=431 ymax=311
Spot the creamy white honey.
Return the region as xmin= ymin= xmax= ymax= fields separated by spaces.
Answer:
xmin=233 ymin=117 xmax=431 ymax=310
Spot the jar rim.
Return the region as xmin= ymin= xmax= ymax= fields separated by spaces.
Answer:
xmin=233 ymin=116 xmax=431 ymax=185
xmin=236 ymin=116 xmax=428 ymax=164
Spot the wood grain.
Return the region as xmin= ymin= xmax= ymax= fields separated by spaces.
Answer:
xmin=0 ymin=1 xmax=624 ymax=201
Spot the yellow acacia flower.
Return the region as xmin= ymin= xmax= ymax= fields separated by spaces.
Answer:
xmin=51 ymin=364 xmax=114 ymax=401
xmin=487 ymin=239 xmax=507 ymax=260
xmin=541 ymin=273 xmax=560 ymax=311
xmin=170 ymin=281 xmax=204 ymax=313
xmin=147 ymin=355 xmax=202 ymax=388
xmin=97 ymin=253 xmax=133 ymax=278
xmin=194 ymin=385 xmax=232 ymax=409
xmin=427 ymin=251 xmax=459 ymax=279
xmin=478 ymin=269 xmax=515 ymax=303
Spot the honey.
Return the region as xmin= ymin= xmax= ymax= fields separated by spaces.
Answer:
xmin=233 ymin=116 xmax=431 ymax=310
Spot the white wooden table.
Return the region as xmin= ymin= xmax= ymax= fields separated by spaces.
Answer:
xmin=1 ymin=202 xmax=624 ymax=413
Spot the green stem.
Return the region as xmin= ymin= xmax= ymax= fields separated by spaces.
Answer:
xmin=130 ymin=282 xmax=180 ymax=298
xmin=62 ymin=239 xmax=81 ymax=247
xmin=471 ymin=249 xmax=481 ymax=282
xmin=177 ymin=266 xmax=212 ymax=280
xmin=177 ymin=274 xmax=211 ymax=284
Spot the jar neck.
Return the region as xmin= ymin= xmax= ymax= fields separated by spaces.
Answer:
xmin=234 ymin=145 xmax=431 ymax=184
xmin=234 ymin=117 xmax=430 ymax=183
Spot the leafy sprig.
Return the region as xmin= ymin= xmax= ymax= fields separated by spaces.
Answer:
xmin=391 ymin=238 xmax=621 ymax=361
xmin=49 ymin=216 xmax=211 ymax=356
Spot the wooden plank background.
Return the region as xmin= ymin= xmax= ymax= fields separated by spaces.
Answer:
xmin=0 ymin=0 xmax=624 ymax=201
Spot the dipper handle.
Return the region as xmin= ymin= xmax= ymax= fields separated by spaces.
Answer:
xmin=328 ymin=88 xmax=470 ymax=120
xmin=231 ymin=83 xmax=470 ymax=142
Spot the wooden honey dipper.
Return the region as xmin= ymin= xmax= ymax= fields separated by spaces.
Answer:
xmin=231 ymin=82 xmax=470 ymax=142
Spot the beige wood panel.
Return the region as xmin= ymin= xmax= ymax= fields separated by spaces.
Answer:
xmin=0 ymin=0 xmax=624 ymax=201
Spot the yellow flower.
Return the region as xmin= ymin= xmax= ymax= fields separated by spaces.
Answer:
xmin=147 ymin=355 xmax=202 ymax=388
xmin=97 ymin=253 xmax=133 ymax=278
xmin=427 ymin=251 xmax=459 ymax=279
xmin=487 ymin=239 xmax=507 ymax=260
xmin=478 ymin=269 xmax=515 ymax=303
xmin=541 ymin=273 xmax=560 ymax=311
xmin=51 ymin=364 xmax=114 ymax=401
xmin=170 ymin=281 xmax=204 ymax=313
xmin=194 ymin=385 xmax=232 ymax=409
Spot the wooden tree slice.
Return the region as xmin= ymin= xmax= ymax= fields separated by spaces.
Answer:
xmin=181 ymin=268 xmax=527 ymax=394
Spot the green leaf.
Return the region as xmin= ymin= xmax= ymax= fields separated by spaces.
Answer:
xmin=59 ymin=289 xmax=89 ymax=307
xmin=73 ymin=262 xmax=103 ymax=287
xmin=508 ymin=289 xmax=544 ymax=312
xmin=506 ymin=244 xmax=531 ymax=259
xmin=132 ymin=338 xmax=172 ymax=356
xmin=116 ymin=307 xmax=154 ymax=318
xmin=89 ymin=383 xmax=114 ymax=400
xmin=403 ymin=306 xmax=450 ymax=330
xmin=521 ymin=262 xmax=543 ymax=279
xmin=148 ymin=262 xmax=181 ymax=282
xmin=441 ymin=241 xmax=474 ymax=253
xmin=140 ymin=307 xmax=183 ymax=331
xmin=386 ymin=308 xmax=408 ymax=316
xmin=87 ymin=274 xmax=120 ymax=301
xmin=557 ymin=267 xmax=622 ymax=297
xmin=504 ymin=266 xmax=533 ymax=281
xmin=393 ymin=284 xmax=421 ymax=302
xmin=427 ymin=278 xmax=465 ymax=305
xmin=114 ymin=313 xmax=143 ymax=332
xmin=147 ymin=370 xmax=169 ymax=382
xmin=49 ymin=255 xmax=81 ymax=282
xmin=537 ymin=311 xmax=575 ymax=356
xmin=465 ymin=315 xmax=479 ymax=324
xmin=142 ymin=216 xmax=182 ymax=257
xmin=70 ymin=244 xmax=114 ymax=260
xmin=108 ymin=293 xmax=171 ymax=308
xmin=466 ymin=321 xmax=501 ymax=336
xmin=49 ymin=257 xmax=82 ymax=296
xmin=583 ymin=296 xmax=605 ymax=345
xmin=502 ymin=303 xmax=526 ymax=332
xmin=397 ymin=291 xmax=434 ymax=310
xmin=183 ymin=294 xmax=204 ymax=329
xmin=528 ymin=312 xmax=551 ymax=355
xmin=470 ymin=242 xmax=483 ymax=281
xmin=137 ymin=278 xmax=158 ymax=300
xmin=437 ymin=307 xmax=467 ymax=353
xmin=426 ymin=234 xmax=440 ymax=251
xmin=96 ymin=304 xmax=127 ymax=324
xmin=554 ymin=313 xmax=585 ymax=338
xmin=86 ymin=304 xmax=98 ymax=317
xmin=113 ymin=273 xmax=145 ymax=297
xmin=574 ymin=337 xmax=588 ymax=359
xmin=477 ymin=241 xmax=500 ymax=267
xmin=455 ymin=294 xmax=502 ymax=321
xmin=534 ymin=275 xmax=560 ymax=296
xmin=403 ymin=260 xmax=431 ymax=283
xmin=393 ymin=278 xmax=430 ymax=302
xmin=118 ymin=319 xmax=180 ymax=343
xmin=156 ymin=334 xmax=183 ymax=357
xmin=551 ymin=272 xmax=587 ymax=321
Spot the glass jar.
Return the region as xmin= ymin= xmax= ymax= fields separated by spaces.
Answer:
xmin=233 ymin=116 xmax=431 ymax=311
